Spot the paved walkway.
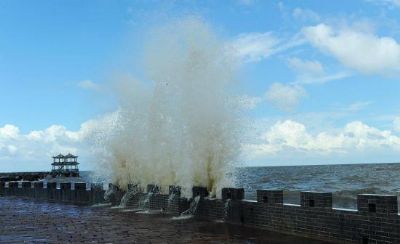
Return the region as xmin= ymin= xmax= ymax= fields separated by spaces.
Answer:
xmin=0 ymin=197 xmax=329 ymax=243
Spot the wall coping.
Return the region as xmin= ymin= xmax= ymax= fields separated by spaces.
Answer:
xmin=358 ymin=193 xmax=396 ymax=197
xmin=242 ymin=199 xmax=257 ymax=203
xmin=332 ymin=207 xmax=358 ymax=212
xmin=283 ymin=203 xmax=301 ymax=207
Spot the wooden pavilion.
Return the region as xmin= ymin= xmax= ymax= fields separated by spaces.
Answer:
xmin=51 ymin=153 xmax=80 ymax=177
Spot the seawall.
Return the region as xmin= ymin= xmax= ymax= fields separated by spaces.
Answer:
xmin=0 ymin=172 xmax=49 ymax=181
xmin=1 ymin=181 xmax=399 ymax=243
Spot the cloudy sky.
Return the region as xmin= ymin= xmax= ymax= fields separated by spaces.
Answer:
xmin=1 ymin=0 xmax=400 ymax=171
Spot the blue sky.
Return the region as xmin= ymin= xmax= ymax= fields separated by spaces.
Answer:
xmin=1 ymin=0 xmax=400 ymax=171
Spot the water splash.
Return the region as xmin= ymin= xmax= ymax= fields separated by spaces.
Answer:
xmin=138 ymin=191 xmax=153 ymax=210
xmin=119 ymin=187 xmax=139 ymax=208
xmin=171 ymin=214 xmax=194 ymax=221
xmin=181 ymin=195 xmax=201 ymax=216
xmin=224 ymin=199 xmax=231 ymax=220
xmin=167 ymin=191 xmax=177 ymax=211
xmin=103 ymin=187 xmax=115 ymax=202
xmin=91 ymin=203 xmax=112 ymax=208
xmin=95 ymin=17 xmax=240 ymax=197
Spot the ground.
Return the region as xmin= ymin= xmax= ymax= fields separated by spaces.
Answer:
xmin=0 ymin=197 xmax=329 ymax=243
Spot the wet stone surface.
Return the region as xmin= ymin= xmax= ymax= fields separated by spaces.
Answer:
xmin=0 ymin=197 xmax=329 ymax=243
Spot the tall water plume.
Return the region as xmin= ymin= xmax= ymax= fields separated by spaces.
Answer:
xmin=96 ymin=17 xmax=241 ymax=197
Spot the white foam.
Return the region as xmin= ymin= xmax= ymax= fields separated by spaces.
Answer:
xmin=91 ymin=203 xmax=112 ymax=208
xmin=93 ymin=17 xmax=240 ymax=197
xmin=135 ymin=210 xmax=163 ymax=215
xmin=171 ymin=215 xmax=194 ymax=221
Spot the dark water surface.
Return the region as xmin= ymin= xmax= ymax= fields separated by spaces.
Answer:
xmin=81 ymin=163 xmax=400 ymax=209
xmin=235 ymin=163 xmax=400 ymax=209
xmin=0 ymin=197 xmax=330 ymax=243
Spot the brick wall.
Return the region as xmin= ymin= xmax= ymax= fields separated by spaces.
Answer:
xmin=2 ymin=183 xmax=400 ymax=243
xmin=1 ymin=181 xmax=106 ymax=206
xmin=0 ymin=181 xmax=4 ymax=196
xmin=205 ymin=189 xmax=400 ymax=243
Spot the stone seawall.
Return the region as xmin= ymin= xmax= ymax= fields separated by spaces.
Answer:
xmin=1 ymin=181 xmax=399 ymax=243
xmin=0 ymin=172 xmax=49 ymax=181
xmin=0 ymin=181 xmax=104 ymax=206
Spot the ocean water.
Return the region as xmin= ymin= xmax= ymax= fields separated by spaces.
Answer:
xmin=234 ymin=163 xmax=400 ymax=209
xmin=81 ymin=163 xmax=400 ymax=210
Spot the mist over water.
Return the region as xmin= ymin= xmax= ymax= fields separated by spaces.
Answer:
xmin=95 ymin=17 xmax=241 ymax=197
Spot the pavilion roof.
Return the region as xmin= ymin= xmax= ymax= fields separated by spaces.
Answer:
xmin=64 ymin=153 xmax=78 ymax=158
xmin=52 ymin=153 xmax=78 ymax=159
xmin=52 ymin=154 xmax=64 ymax=158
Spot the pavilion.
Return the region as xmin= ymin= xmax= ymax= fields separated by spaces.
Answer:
xmin=51 ymin=153 xmax=80 ymax=177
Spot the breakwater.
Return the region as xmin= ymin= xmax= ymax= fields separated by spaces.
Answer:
xmin=0 ymin=172 xmax=49 ymax=181
xmin=1 ymin=181 xmax=399 ymax=243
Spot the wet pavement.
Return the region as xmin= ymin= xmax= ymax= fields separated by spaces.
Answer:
xmin=0 ymin=197 xmax=330 ymax=243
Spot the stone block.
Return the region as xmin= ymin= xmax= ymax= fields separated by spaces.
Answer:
xmin=47 ymin=182 xmax=57 ymax=202
xmin=300 ymin=191 xmax=332 ymax=208
xmin=222 ymin=188 xmax=244 ymax=201
xmin=33 ymin=181 xmax=45 ymax=199
xmin=8 ymin=181 xmax=18 ymax=196
xmin=257 ymin=190 xmax=283 ymax=204
xmin=60 ymin=183 xmax=72 ymax=203
xmin=147 ymin=184 xmax=160 ymax=193
xmin=192 ymin=186 xmax=209 ymax=198
xmin=0 ymin=181 xmax=4 ymax=195
xmin=21 ymin=181 xmax=32 ymax=197
xmin=127 ymin=183 xmax=139 ymax=192
xmin=169 ymin=185 xmax=181 ymax=197
xmin=357 ymin=194 xmax=398 ymax=215
xmin=74 ymin=183 xmax=90 ymax=205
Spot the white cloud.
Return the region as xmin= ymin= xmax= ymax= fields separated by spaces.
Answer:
xmin=78 ymin=80 xmax=100 ymax=90
xmin=367 ymin=0 xmax=400 ymax=7
xmin=243 ymin=119 xmax=400 ymax=162
xmin=238 ymin=95 xmax=263 ymax=110
xmin=344 ymin=101 xmax=373 ymax=112
xmin=0 ymin=124 xmax=20 ymax=139
xmin=288 ymin=57 xmax=350 ymax=84
xmin=288 ymin=57 xmax=324 ymax=77
xmin=230 ymin=32 xmax=280 ymax=62
xmin=303 ymin=72 xmax=350 ymax=84
xmin=0 ymin=111 xmax=119 ymax=171
xmin=303 ymin=23 xmax=400 ymax=75
xmin=265 ymin=83 xmax=307 ymax=111
xmin=292 ymin=8 xmax=320 ymax=22
xmin=288 ymin=57 xmax=324 ymax=75
xmin=7 ymin=145 xmax=17 ymax=155
xmin=229 ymin=32 xmax=304 ymax=63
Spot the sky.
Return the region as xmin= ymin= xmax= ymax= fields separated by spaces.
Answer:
xmin=1 ymin=0 xmax=400 ymax=171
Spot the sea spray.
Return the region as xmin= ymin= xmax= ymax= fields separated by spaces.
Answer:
xmin=167 ymin=191 xmax=177 ymax=211
xmin=119 ymin=187 xmax=139 ymax=208
xmin=181 ymin=195 xmax=201 ymax=216
xmin=103 ymin=185 xmax=115 ymax=202
xmin=224 ymin=199 xmax=231 ymax=220
xmin=95 ymin=17 xmax=241 ymax=197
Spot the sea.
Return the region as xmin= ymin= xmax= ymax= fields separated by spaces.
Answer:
xmin=81 ymin=163 xmax=400 ymax=210
xmin=234 ymin=163 xmax=400 ymax=209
